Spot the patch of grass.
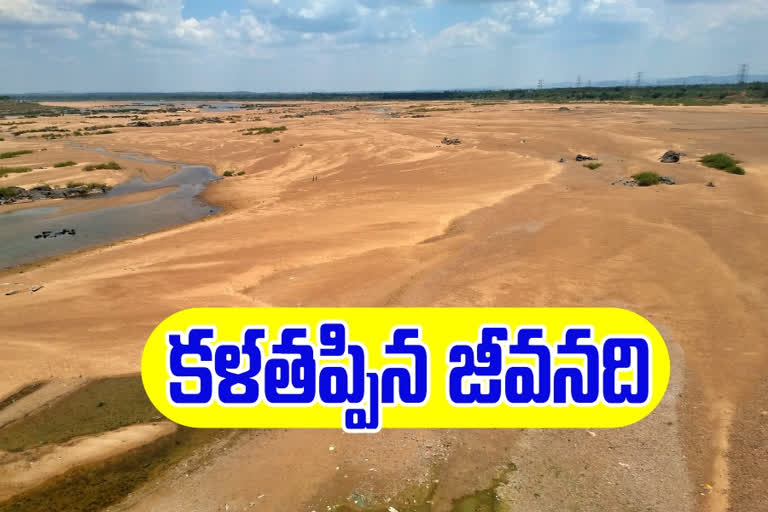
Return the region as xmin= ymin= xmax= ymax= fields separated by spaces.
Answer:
xmin=65 ymin=181 xmax=111 ymax=191
xmin=273 ymin=138 xmax=280 ymax=143
xmin=0 ymin=166 xmax=33 ymax=177
xmin=632 ymin=171 xmax=662 ymax=186
xmin=241 ymin=125 xmax=287 ymax=136
xmin=0 ymin=149 xmax=33 ymax=159
xmin=0 ymin=376 xmax=160 ymax=452
xmin=0 ymin=187 xmax=22 ymax=199
xmin=53 ymin=160 xmax=77 ymax=168
xmin=222 ymin=170 xmax=234 ymax=177
xmin=584 ymin=162 xmax=602 ymax=170
xmin=83 ymin=161 xmax=121 ymax=172
xmin=236 ymin=171 xmax=245 ymax=176
xmin=0 ymin=137 xmax=4 ymax=141
xmin=699 ymin=153 xmax=745 ymax=175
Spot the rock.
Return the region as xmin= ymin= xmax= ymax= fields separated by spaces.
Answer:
xmin=30 ymin=285 xmax=43 ymax=292
xmin=575 ymin=154 xmax=597 ymax=161
xmin=611 ymin=178 xmax=638 ymax=187
xmin=659 ymin=176 xmax=676 ymax=185
xmin=558 ymin=158 xmax=566 ymax=163
xmin=660 ymin=150 xmax=681 ymax=163
xmin=707 ymin=181 xmax=716 ymax=187
xmin=559 ymin=107 xmax=570 ymax=111
xmin=5 ymin=290 xmax=20 ymax=296
xmin=441 ymin=137 xmax=462 ymax=145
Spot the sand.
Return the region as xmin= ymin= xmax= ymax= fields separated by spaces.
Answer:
xmin=1 ymin=101 xmax=767 ymax=511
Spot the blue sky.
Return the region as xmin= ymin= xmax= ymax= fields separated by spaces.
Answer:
xmin=1 ymin=0 xmax=767 ymax=93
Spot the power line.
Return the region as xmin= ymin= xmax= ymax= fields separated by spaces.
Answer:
xmin=635 ymin=72 xmax=643 ymax=87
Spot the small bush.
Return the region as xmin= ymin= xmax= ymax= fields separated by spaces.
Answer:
xmin=223 ymin=170 xmax=234 ymax=177
xmin=54 ymin=161 xmax=77 ymax=168
xmin=0 ymin=137 xmax=4 ymax=141
xmin=0 ymin=149 xmax=33 ymax=159
xmin=273 ymin=138 xmax=280 ymax=143
xmin=66 ymin=181 xmax=85 ymax=188
xmin=236 ymin=171 xmax=245 ymax=176
xmin=84 ymin=161 xmax=121 ymax=172
xmin=700 ymin=153 xmax=745 ymax=175
xmin=632 ymin=171 xmax=661 ymax=186
xmin=584 ymin=162 xmax=602 ymax=170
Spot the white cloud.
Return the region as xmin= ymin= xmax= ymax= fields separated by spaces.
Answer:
xmin=0 ymin=0 xmax=84 ymax=27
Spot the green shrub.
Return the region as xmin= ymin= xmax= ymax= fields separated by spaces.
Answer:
xmin=54 ymin=161 xmax=77 ymax=168
xmin=0 ymin=187 xmax=21 ymax=198
xmin=700 ymin=153 xmax=745 ymax=175
xmin=632 ymin=171 xmax=661 ymax=186
xmin=84 ymin=161 xmax=121 ymax=171
xmin=66 ymin=181 xmax=85 ymax=188
xmin=236 ymin=171 xmax=245 ymax=176
xmin=0 ymin=149 xmax=33 ymax=159
xmin=584 ymin=162 xmax=602 ymax=170
xmin=223 ymin=170 xmax=234 ymax=177
xmin=273 ymin=138 xmax=280 ymax=143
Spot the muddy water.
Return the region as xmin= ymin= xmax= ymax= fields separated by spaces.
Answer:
xmin=0 ymin=147 xmax=219 ymax=268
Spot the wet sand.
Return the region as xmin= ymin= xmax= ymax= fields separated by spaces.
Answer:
xmin=0 ymin=101 xmax=767 ymax=511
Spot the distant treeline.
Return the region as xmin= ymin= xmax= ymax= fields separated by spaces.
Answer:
xmin=7 ymin=82 xmax=768 ymax=105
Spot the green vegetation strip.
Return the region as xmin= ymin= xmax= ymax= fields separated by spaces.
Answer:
xmin=66 ymin=181 xmax=111 ymax=191
xmin=0 ymin=375 xmax=159 ymax=452
xmin=0 ymin=426 xmax=227 ymax=512
xmin=54 ymin=161 xmax=77 ymax=168
xmin=0 ymin=381 xmax=47 ymax=413
xmin=0 ymin=166 xmax=32 ymax=177
xmin=0 ymin=150 xmax=33 ymax=159
xmin=700 ymin=153 xmax=745 ymax=175
xmin=584 ymin=162 xmax=602 ymax=170
xmin=241 ymin=125 xmax=286 ymax=135
xmin=83 ymin=161 xmax=121 ymax=172
xmin=632 ymin=171 xmax=662 ymax=186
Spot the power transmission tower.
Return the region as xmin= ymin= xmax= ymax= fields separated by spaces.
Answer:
xmin=576 ymin=75 xmax=582 ymax=88
xmin=537 ymin=79 xmax=544 ymax=90
xmin=738 ymin=64 xmax=749 ymax=84
xmin=635 ymin=72 xmax=643 ymax=87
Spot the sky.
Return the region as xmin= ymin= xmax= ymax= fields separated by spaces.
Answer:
xmin=1 ymin=0 xmax=767 ymax=93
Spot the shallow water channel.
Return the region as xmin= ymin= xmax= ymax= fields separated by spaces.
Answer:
xmin=0 ymin=147 xmax=219 ymax=269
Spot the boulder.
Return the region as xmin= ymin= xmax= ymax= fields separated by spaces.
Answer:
xmin=575 ymin=154 xmax=597 ymax=161
xmin=660 ymin=150 xmax=680 ymax=163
